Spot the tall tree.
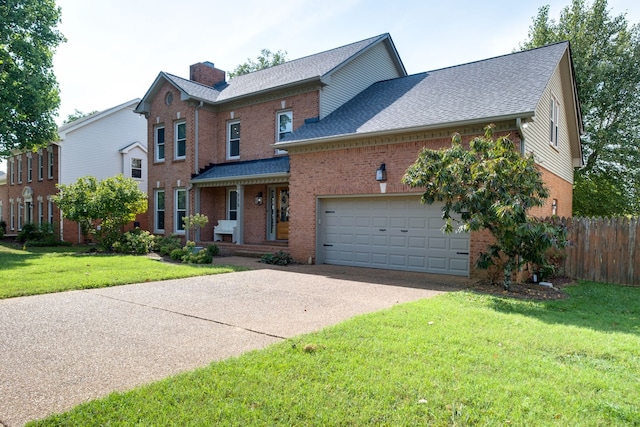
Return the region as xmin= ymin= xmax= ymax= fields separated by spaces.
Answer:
xmin=521 ymin=0 xmax=640 ymax=215
xmin=0 ymin=0 xmax=65 ymax=157
xmin=228 ymin=49 xmax=287 ymax=78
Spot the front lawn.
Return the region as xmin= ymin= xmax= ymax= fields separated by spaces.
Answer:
xmin=0 ymin=243 xmax=243 ymax=299
xmin=29 ymin=281 xmax=640 ymax=426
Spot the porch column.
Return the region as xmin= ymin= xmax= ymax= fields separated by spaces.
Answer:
xmin=194 ymin=186 xmax=201 ymax=241
xmin=236 ymin=184 xmax=244 ymax=244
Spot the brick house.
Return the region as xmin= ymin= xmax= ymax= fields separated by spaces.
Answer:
xmin=135 ymin=33 xmax=582 ymax=277
xmin=0 ymin=99 xmax=148 ymax=242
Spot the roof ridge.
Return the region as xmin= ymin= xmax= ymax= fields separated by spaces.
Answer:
xmin=425 ymin=40 xmax=569 ymax=74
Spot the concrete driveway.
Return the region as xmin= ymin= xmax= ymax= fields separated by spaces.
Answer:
xmin=0 ymin=258 xmax=467 ymax=426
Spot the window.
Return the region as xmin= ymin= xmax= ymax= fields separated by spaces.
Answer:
xmin=27 ymin=155 xmax=32 ymax=182
xmin=227 ymin=189 xmax=238 ymax=220
xmin=552 ymin=199 xmax=558 ymax=216
xmin=549 ymin=96 xmax=559 ymax=148
xmin=10 ymin=200 xmax=15 ymax=231
xmin=131 ymin=158 xmax=142 ymax=179
xmin=155 ymin=190 xmax=165 ymax=232
xmin=18 ymin=202 xmax=22 ymax=230
xmin=175 ymin=188 xmax=186 ymax=233
xmin=48 ymin=149 xmax=54 ymax=179
xmin=9 ymin=159 xmax=14 ymax=185
xmin=38 ymin=199 xmax=44 ymax=225
xmin=276 ymin=111 xmax=293 ymax=141
xmin=227 ymin=121 xmax=240 ymax=159
xmin=17 ymin=157 xmax=22 ymax=183
xmin=175 ymin=121 xmax=186 ymax=159
xmin=0 ymin=200 xmax=3 ymax=222
xmin=38 ymin=152 xmax=44 ymax=181
xmin=48 ymin=199 xmax=54 ymax=224
xmin=155 ymin=126 xmax=165 ymax=162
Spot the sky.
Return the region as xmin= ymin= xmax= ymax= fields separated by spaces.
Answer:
xmin=1 ymin=0 xmax=639 ymax=173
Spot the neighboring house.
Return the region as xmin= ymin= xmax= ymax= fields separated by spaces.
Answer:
xmin=0 ymin=99 xmax=148 ymax=243
xmin=135 ymin=33 xmax=582 ymax=277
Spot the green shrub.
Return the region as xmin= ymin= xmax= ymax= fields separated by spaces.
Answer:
xmin=156 ymin=234 xmax=183 ymax=256
xmin=17 ymin=223 xmax=39 ymax=243
xmin=170 ymin=248 xmax=184 ymax=261
xmin=0 ymin=219 xmax=6 ymax=238
xmin=112 ymin=229 xmax=157 ymax=254
xmin=168 ymin=242 xmax=219 ymax=264
xmin=260 ymin=250 xmax=293 ymax=265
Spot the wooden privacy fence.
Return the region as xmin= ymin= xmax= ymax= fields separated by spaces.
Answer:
xmin=562 ymin=217 xmax=639 ymax=286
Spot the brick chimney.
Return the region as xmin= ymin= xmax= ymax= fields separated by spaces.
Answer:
xmin=189 ymin=61 xmax=226 ymax=86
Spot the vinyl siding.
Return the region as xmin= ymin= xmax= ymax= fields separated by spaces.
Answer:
xmin=523 ymin=58 xmax=575 ymax=184
xmin=320 ymin=42 xmax=402 ymax=119
xmin=59 ymin=107 xmax=147 ymax=185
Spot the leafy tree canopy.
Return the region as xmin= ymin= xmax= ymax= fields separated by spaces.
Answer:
xmin=521 ymin=0 xmax=640 ymax=215
xmin=403 ymin=125 xmax=567 ymax=290
xmin=63 ymin=109 xmax=99 ymax=124
xmin=52 ymin=175 xmax=148 ymax=249
xmin=228 ymin=49 xmax=287 ymax=78
xmin=0 ymin=0 xmax=65 ymax=157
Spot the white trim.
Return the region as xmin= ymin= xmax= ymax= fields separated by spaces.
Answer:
xmin=174 ymin=121 xmax=186 ymax=160
xmin=154 ymin=125 xmax=165 ymax=162
xmin=154 ymin=189 xmax=165 ymax=233
xmin=174 ymin=188 xmax=186 ymax=234
xmin=227 ymin=120 xmax=240 ymax=160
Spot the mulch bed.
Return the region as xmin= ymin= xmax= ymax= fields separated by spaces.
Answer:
xmin=466 ymin=276 xmax=574 ymax=300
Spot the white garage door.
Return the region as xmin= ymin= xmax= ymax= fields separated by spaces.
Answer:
xmin=318 ymin=196 xmax=469 ymax=276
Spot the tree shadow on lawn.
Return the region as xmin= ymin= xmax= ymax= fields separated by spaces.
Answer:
xmin=487 ymin=281 xmax=640 ymax=336
xmin=0 ymin=242 xmax=77 ymax=270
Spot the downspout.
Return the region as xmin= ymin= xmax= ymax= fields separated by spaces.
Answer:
xmin=516 ymin=118 xmax=526 ymax=156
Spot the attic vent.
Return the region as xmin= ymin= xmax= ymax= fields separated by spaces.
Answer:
xmin=165 ymin=92 xmax=173 ymax=105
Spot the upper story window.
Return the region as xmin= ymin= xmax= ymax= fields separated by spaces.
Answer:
xmin=227 ymin=121 xmax=240 ymax=160
xmin=9 ymin=159 xmax=14 ymax=185
xmin=277 ymin=111 xmax=293 ymax=141
xmin=27 ymin=155 xmax=32 ymax=182
xmin=17 ymin=157 xmax=22 ymax=184
xmin=38 ymin=152 xmax=44 ymax=181
xmin=155 ymin=126 xmax=165 ymax=162
xmin=131 ymin=158 xmax=142 ymax=179
xmin=549 ymin=95 xmax=559 ymax=148
xmin=47 ymin=148 xmax=54 ymax=179
xmin=175 ymin=121 xmax=186 ymax=159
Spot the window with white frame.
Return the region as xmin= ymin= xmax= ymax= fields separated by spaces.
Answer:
xmin=27 ymin=155 xmax=32 ymax=182
xmin=131 ymin=158 xmax=142 ymax=179
xmin=48 ymin=199 xmax=54 ymax=224
xmin=38 ymin=152 xmax=44 ymax=181
xmin=9 ymin=158 xmax=14 ymax=185
xmin=155 ymin=189 xmax=165 ymax=232
xmin=549 ymin=95 xmax=559 ymax=148
xmin=48 ymin=148 xmax=54 ymax=179
xmin=38 ymin=199 xmax=44 ymax=225
xmin=175 ymin=121 xmax=186 ymax=159
xmin=276 ymin=111 xmax=293 ymax=141
xmin=18 ymin=202 xmax=22 ymax=230
xmin=17 ymin=157 xmax=22 ymax=183
xmin=10 ymin=200 xmax=15 ymax=230
xmin=175 ymin=188 xmax=186 ymax=233
xmin=155 ymin=125 xmax=165 ymax=162
xmin=227 ymin=121 xmax=240 ymax=159
xmin=0 ymin=200 xmax=3 ymax=222
xmin=227 ymin=189 xmax=238 ymax=220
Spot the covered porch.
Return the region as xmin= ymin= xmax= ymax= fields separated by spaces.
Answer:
xmin=190 ymin=157 xmax=290 ymax=249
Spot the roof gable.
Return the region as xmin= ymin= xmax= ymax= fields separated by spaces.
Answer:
xmin=135 ymin=34 xmax=404 ymax=114
xmin=58 ymin=99 xmax=141 ymax=139
xmin=279 ymin=42 xmax=572 ymax=144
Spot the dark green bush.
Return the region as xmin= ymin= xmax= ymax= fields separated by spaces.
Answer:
xmin=260 ymin=250 xmax=294 ymax=265
xmin=156 ymin=234 xmax=183 ymax=256
xmin=112 ymin=229 xmax=157 ymax=254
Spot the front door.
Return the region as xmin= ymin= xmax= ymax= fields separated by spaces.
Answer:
xmin=276 ymin=186 xmax=289 ymax=240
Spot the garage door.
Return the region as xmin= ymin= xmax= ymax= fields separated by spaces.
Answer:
xmin=318 ymin=196 xmax=469 ymax=276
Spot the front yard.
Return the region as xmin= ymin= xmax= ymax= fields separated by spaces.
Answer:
xmin=0 ymin=243 xmax=243 ymax=299
xmin=28 ymin=280 xmax=640 ymax=426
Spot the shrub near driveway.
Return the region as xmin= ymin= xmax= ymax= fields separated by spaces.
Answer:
xmin=0 ymin=243 xmax=243 ymax=299
xmin=29 ymin=282 xmax=640 ymax=426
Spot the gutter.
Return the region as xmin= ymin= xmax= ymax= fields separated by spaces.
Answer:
xmin=275 ymin=112 xmax=536 ymax=149
xmin=516 ymin=117 xmax=526 ymax=156
xmin=194 ymin=101 xmax=203 ymax=175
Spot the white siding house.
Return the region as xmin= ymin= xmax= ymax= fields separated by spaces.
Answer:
xmin=57 ymin=99 xmax=148 ymax=188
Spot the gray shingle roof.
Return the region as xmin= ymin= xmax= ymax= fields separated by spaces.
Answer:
xmin=280 ymin=42 xmax=569 ymax=143
xmin=192 ymin=156 xmax=290 ymax=182
xmin=137 ymin=34 xmax=396 ymax=113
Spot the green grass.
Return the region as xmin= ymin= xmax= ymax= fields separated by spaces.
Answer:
xmin=0 ymin=243 xmax=243 ymax=299
xmin=28 ymin=282 xmax=640 ymax=426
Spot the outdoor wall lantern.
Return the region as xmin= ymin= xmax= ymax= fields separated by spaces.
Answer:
xmin=375 ymin=163 xmax=387 ymax=182
xmin=255 ymin=192 xmax=263 ymax=205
